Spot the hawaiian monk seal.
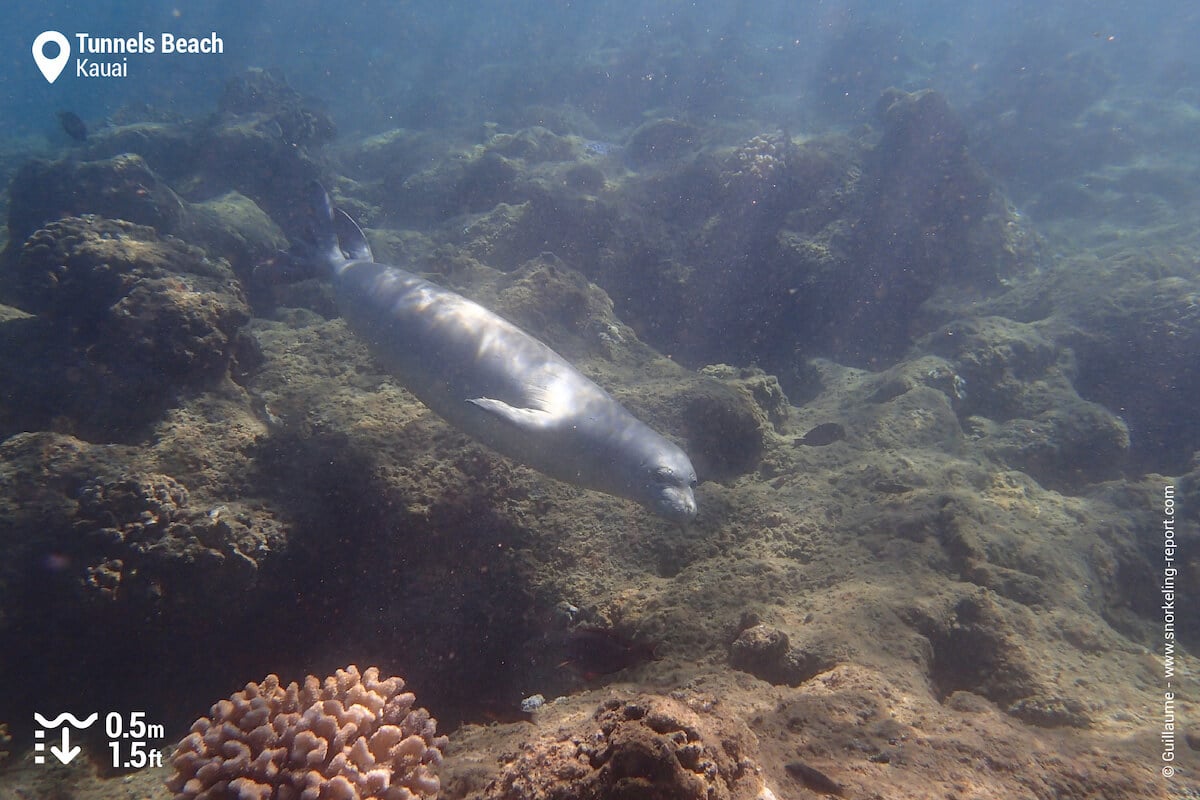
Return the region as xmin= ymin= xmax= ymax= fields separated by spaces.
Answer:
xmin=293 ymin=184 xmax=698 ymax=521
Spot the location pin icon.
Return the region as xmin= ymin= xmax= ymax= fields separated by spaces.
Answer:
xmin=32 ymin=31 xmax=70 ymax=84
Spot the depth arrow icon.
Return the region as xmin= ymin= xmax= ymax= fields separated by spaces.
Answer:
xmin=50 ymin=727 xmax=80 ymax=764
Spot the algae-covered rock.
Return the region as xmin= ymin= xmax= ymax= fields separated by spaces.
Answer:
xmin=0 ymin=431 xmax=285 ymax=612
xmin=7 ymin=153 xmax=188 ymax=243
xmin=217 ymin=67 xmax=336 ymax=147
xmin=75 ymin=121 xmax=197 ymax=181
xmin=1 ymin=216 xmax=249 ymax=438
xmin=920 ymin=315 xmax=1130 ymax=487
xmin=182 ymin=190 xmax=289 ymax=280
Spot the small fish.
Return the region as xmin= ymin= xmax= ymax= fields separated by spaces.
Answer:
xmin=58 ymin=111 xmax=88 ymax=142
xmin=785 ymin=761 xmax=844 ymax=796
xmin=795 ymin=422 xmax=846 ymax=447
xmin=559 ymin=626 xmax=658 ymax=678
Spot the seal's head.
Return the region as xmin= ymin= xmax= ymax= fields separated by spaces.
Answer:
xmin=638 ymin=443 xmax=698 ymax=523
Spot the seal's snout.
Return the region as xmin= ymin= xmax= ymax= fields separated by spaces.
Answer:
xmin=643 ymin=447 xmax=699 ymax=522
xmin=658 ymin=484 xmax=698 ymax=523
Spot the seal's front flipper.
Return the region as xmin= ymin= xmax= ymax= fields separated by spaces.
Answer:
xmin=468 ymin=397 xmax=556 ymax=429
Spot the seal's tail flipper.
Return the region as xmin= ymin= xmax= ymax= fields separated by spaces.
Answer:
xmin=302 ymin=180 xmax=374 ymax=264
xmin=333 ymin=208 xmax=374 ymax=262
xmin=304 ymin=180 xmax=345 ymax=266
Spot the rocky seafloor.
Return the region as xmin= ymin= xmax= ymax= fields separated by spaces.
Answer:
xmin=0 ymin=70 xmax=1197 ymax=799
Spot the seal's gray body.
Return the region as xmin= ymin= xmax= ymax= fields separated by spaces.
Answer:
xmin=305 ymin=190 xmax=697 ymax=521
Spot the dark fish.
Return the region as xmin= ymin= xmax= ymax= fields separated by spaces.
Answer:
xmin=795 ymin=422 xmax=846 ymax=447
xmin=785 ymin=761 xmax=844 ymax=796
xmin=58 ymin=111 xmax=88 ymax=141
xmin=560 ymin=627 xmax=658 ymax=678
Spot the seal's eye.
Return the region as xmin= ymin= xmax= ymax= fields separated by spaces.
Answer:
xmin=653 ymin=466 xmax=673 ymax=482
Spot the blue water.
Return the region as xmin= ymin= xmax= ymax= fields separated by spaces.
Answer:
xmin=4 ymin=1 xmax=1196 ymax=140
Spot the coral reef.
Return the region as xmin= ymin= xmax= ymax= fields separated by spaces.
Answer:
xmin=0 ymin=429 xmax=285 ymax=610
xmin=0 ymin=215 xmax=250 ymax=439
xmin=7 ymin=154 xmax=188 ymax=244
xmin=594 ymin=91 xmax=1023 ymax=378
xmin=718 ymin=132 xmax=794 ymax=211
xmin=921 ymin=316 xmax=1131 ymax=488
xmin=218 ymin=68 xmax=337 ymax=148
xmin=842 ymin=88 xmax=1012 ymax=359
xmin=477 ymin=694 xmax=769 ymax=800
xmin=4 ymin=153 xmax=286 ymax=283
xmin=46 ymin=70 xmax=328 ymax=241
xmin=169 ymin=666 xmax=447 ymax=800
